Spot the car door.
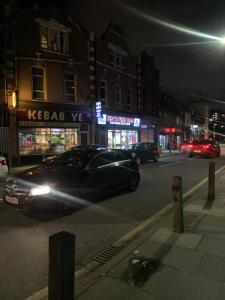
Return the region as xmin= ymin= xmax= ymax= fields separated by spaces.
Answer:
xmin=82 ymin=152 xmax=117 ymax=194
xmin=109 ymin=150 xmax=131 ymax=187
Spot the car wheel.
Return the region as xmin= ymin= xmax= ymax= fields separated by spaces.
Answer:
xmin=188 ymin=152 xmax=194 ymax=158
xmin=127 ymin=175 xmax=140 ymax=192
xmin=136 ymin=157 xmax=141 ymax=165
xmin=153 ymin=155 xmax=159 ymax=162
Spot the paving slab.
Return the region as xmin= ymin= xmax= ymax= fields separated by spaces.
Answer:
xmin=197 ymin=236 xmax=225 ymax=257
xmin=174 ymin=232 xmax=203 ymax=250
xmin=150 ymin=228 xmax=173 ymax=243
xmin=167 ymin=271 xmax=225 ymax=300
xmin=142 ymin=265 xmax=177 ymax=298
xmin=161 ymin=246 xmax=204 ymax=273
xmin=195 ymin=253 xmax=225 ymax=282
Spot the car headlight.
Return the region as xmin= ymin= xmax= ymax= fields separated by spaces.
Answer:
xmin=29 ymin=185 xmax=50 ymax=196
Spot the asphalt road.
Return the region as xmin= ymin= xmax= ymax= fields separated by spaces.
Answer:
xmin=0 ymin=154 xmax=225 ymax=300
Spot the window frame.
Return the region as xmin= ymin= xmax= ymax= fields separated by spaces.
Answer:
xmin=100 ymin=79 xmax=108 ymax=106
xmin=64 ymin=72 xmax=76 ymax=103
xmin=40 ymin=24 xmax=69 ymax=55
xmin=127 ymin=89 xmax=132 ymax=110
xmin=32 ymin=66 xmax=45 ymax=101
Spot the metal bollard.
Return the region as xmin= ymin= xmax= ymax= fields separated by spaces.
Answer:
xmin=208 ymin=160 xmax=215 ymax=201
xmin=172 ymin=176 xmax=184 ymax=233
xmin=49 ymin=231 xmax=75 ymax=300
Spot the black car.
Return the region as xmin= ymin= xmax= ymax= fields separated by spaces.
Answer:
xmin=3 ymin=148 xmax=140 ymax=212
xmin=124 ymin=143 xmax=159 ymax=165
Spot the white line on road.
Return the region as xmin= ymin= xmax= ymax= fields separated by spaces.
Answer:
xmin=159 ymin=161 xmax=184 ymax=168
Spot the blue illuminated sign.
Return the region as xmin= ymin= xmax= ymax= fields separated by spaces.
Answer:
xmin=96 ymin=101 xmax=102 ymax=118
xmin=97 ymin=114 xmax=107 ymax=125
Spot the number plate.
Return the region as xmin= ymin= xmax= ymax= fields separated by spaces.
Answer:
xmin=194 ymin=150 xmax=201 ymax=153
xmin=5 ymin=195 xmax=19 ymax=205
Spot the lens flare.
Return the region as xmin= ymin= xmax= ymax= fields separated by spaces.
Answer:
xmin=119 ymin=3 xmax=223 ymax=42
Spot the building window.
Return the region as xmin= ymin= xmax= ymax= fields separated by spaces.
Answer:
xmin=64 ymin=73 xmax=76 ymax=103
xmin=121 ymin=56 xmax=125 ymax=71
xmin=115 ymin=54 xmax=120 ymax=68
xmin=115 ymin=85 xmax=121 ymax=109
xmin=100 ymin=80 xmax=107 ymax=106
xmin=110 ymin=52 xmax=115 ymax=66
xmin=127 ymin=89 xmax=132 ymax=110
xmin=32 ymin=67 xmax=44 ymax=100
xmin=40 ymin=25 xmax=68 ymax=54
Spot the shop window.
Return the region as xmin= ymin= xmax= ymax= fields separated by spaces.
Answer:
xmin=100 ymin=80 xmax=108 ymax=106
xmin=107 ymin=129 xmax=138 ymax=149
xmin=40 ymin=25 xmax=68 ymax=54
xmin=64 ymin=73 xmax=76 ymax=103
xmin=127 ymin=89 xmax=132 ymax=110
xmin=115 ymin=85 xmax=121 ymax=109
xmin=19 ymin=128 xmax=78 ymax=155
xmin=32 ymin=67 xmax=45 ymax=100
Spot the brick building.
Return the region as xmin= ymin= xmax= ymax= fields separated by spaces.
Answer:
xmin=1 ymin=2 xmax=160 ymax=164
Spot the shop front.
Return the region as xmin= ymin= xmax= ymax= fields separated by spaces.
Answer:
xmin=159 ymin=127 xmax=183 ymax=150
xmin=97 ymin=113 xmax=141 ymax=149
xmin=17 ymin=101 xmax=91 ymax=158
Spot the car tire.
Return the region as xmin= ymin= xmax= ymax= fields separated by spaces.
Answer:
xmin=153 ymin=155 xmax=159 ymax=162
xmin=136 ymin=157 xmax=141 ymax=165
xmin=127 ymin=175 xmax=140 ymax=192
xmin=188 ymin=152 xmax=194 ymax=158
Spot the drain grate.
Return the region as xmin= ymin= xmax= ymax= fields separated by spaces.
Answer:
xmin=94 ymin=246 xmax=121 ymax=264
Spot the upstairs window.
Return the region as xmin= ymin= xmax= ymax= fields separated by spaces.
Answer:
xmin=121 ymin=56 xmax=125 ymax=71
xmin=115 ymin=85 xmax=121 ymax=109
xmin=32 ymin=67 xmax=45 ymax=100
xmin=40 ymin=25 xmax=68 ymax=54
xmin=100 ymin=80 xmax=108 ymax=106
xmin=110 ymin=52 xmax=115 ymax=66
xmin=64 ymin=73 xmax=76 ymax=103
xmin=127 ymin=89 xmax=132 ymax=110
xmin=109 ymin=51 xmax=126 ymax=71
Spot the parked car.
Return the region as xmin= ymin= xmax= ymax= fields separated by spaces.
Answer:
xmin=124 ymin=142 xmax=159 ymax=164
xmin=0 ymin=153 xmax=8 ymax=179
xmin=42 ymin=145 xmax=107 ymax=163
xmin=4 ymin=148 xmax=140 ymax=213
xmin=188 ymin=140 xmax=220 ymax=158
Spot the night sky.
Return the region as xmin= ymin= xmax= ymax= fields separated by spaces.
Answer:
xmin=71 ymin=0 xmax=225 ymax=107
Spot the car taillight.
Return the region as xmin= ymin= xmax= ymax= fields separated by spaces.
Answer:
xmin=0 ymin=159 xmax=6 ymax=166
xmin=188 ymin=144 xmax=193 ymax=149
xmin=203 ymin=145 xmax=209 ymax=150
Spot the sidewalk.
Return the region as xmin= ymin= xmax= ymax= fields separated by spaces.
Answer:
xmin=76 ymin=169 xmax=225 ymax=300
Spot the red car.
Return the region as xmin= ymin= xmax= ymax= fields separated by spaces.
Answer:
xmin=188 ymin=140 xmax=220 ymax=158
xmin=179 ymin=140 xmax=193 ymax=153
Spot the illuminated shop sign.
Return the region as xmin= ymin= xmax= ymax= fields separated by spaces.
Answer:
xmin=162 ymin=128 xmax=182 ymax=133
xmin=107 ymin=115 xmax=140 ymax=127
xmin=17 ymin=109 xmax=91 ymax=123
xmin=97 ymin=114 xmax=107 ymax=125
xmin=95 ymin=101 xmax=102 ymax=118
xmin=97 ymin=114 xmax=141 ymax=127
